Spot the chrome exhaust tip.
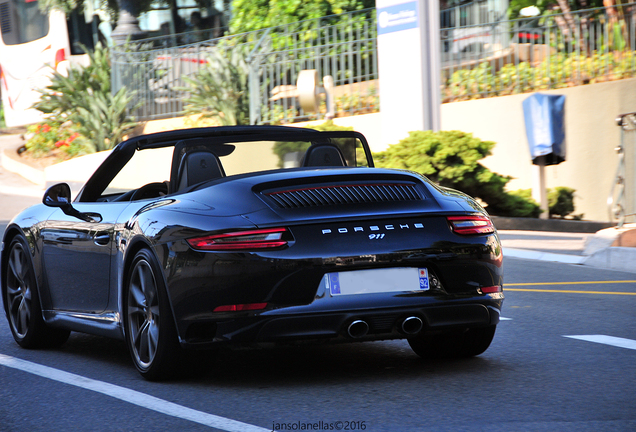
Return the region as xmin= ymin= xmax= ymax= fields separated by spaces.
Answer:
xmin=401 ymin=316 xmax=423 ymax=335
xmin=347 ymin=320 xmax=369 ymax=338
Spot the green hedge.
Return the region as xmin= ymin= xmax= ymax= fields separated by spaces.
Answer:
xmin=373 ymin=130 xmax=542 ymax=217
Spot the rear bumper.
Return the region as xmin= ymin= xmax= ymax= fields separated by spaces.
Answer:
xmin=179 ymin=293 xmax=503 ymax=348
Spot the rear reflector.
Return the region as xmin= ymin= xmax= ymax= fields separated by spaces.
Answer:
xmin=481 ymin=286 xmax=501 ymax=294
xmin=187 ymin=227 xmax=289 ymax=251
xmin=447 ymin=215 xmax=495 ymax=235
xmin=213 ymin=303 xmax=268 ymax=312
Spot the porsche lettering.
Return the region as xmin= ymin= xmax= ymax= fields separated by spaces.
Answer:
xmin=321 ymin=223 xmax=425 ymax=235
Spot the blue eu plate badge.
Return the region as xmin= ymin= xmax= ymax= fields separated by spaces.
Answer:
xmin=329 ymin=273 xmax=341 ymax=295
xmin=418 ymin=268 xmax=429 ymax=290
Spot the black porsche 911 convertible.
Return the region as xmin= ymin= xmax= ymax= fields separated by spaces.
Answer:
xmin=2 ymin=125 xmax=503 ymax=380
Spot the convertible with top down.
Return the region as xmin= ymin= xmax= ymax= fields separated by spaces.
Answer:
xmin=2 ymin=126 xmax=504 ymax=380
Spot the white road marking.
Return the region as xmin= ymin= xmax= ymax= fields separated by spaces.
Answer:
xmin=564 ymin=335 xmax=636 ymax=351
xmin=0 ymin=354 xmax=269 ymax=432
xmin=500 ymin=317 xmax=512 ymax=321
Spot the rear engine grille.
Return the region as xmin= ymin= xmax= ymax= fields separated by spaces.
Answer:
xmin=265 ymin=183 xmax=422 ymax=209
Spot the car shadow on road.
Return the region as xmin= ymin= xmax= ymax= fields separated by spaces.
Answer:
xmin=181 ymin=340 xmax=497 ymax=387
xmin=52 ymin=332 xmax=499 ymax=385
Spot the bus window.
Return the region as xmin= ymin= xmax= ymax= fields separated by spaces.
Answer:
xmin=0 ymin=0 xmax=49 ymax=45
xmin=67 ymin=8 xmax=94 ymax=54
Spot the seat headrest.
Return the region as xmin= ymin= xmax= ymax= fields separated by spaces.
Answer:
xmin=177 ymin=150 xmax=225 ymax=191
xmin=302 ymin=144 xmax=347 ymax=167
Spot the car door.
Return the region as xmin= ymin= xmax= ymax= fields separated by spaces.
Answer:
xmin=41 ymin=202 xmax=128 ymax=313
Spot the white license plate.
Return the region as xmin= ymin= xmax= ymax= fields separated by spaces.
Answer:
xmin=327 ymin=267 xmax=429 ymax=296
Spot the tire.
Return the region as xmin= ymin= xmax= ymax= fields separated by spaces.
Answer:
xmin=408 ymin=325 xmax=496 ymax=359
xmin=124 ymin=249 xmax=181 ymax=380
xmin=3 ymin=236 xmax=70 ymax=349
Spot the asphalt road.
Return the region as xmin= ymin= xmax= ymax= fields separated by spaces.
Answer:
xmin=1 ymin=251 xmax=635 ymax=431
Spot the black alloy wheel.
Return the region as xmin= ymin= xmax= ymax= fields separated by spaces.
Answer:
xmin=124 ymin=248 xmax=181 ymax=380
xmin=3 ymin=236 xmax=70 ymax=348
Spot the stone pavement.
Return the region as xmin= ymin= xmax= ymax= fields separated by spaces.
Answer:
xmin=0 ymin=134 xmax=43 ymax=221
xmin=1 ymin=133 xmax=635 ymax=273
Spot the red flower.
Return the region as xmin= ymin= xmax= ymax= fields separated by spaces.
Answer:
xmin=68 ymin=133 xmax=79 ymax=143
xmin=54 ymin=140 xmax=68 ymax=148
xmin=42 ymin=124 xmax=51 ymax=133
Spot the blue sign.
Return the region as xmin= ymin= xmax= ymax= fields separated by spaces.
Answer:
xmin=377 ymin=1 xmax=419 ymax=35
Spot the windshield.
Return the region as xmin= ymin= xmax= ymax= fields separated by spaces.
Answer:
xmin=218 ymin=138 xmax=369 ymax=175
xmin=81 ymin=129 xmax=372 ymax=202
xmin=0 ymin=0 xmax=49 ymax=45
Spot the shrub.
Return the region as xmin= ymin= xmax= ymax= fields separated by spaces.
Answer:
xmin=24 ymin=121 xmax=92 ymax=160
xmin=180 ymin=45 xmax=250 ymax=126
xmin=504 ymin=189 xmax=543 ymax=218
xmin=373 ymin=130 xmax=541 ymax=217
xmin=548 ymin=186 xmax=575 ymax=218
xmin=443 ymin=50 xmax=636 ymax=102
xmin=33 ymin=43 xmax=138 ymax=152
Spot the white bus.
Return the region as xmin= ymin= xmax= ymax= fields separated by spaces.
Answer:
xmin=0 ymin=0 xmax=97 ymax=127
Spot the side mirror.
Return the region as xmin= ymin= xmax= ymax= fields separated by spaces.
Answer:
xmin=43 ymin=183 xmax=73 ymax=208
xmin=43 ymin=183 xmax=100 ymax=223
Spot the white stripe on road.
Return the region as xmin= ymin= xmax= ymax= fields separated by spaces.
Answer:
xmin=500 ymin=317 xmax=512 ymax=321
xmin=564 ymin=335 xmax=636 ymax=351
xmin=0 ymin=354 xmax=269 ymax=432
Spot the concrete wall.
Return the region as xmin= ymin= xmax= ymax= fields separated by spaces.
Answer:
xmin=297 ymin=78 xmax=636 ymax=222
xmin=442 ymin=78 xmax=636 ymax=222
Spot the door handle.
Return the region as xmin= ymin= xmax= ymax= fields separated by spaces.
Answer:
xmin=94 ymin=232 xmax=110 ymax=246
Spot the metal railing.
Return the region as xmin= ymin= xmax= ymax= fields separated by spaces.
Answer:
xmin=610 ymin=112 xmax=636 ymax=227
xmin=441 ymin=0 xmax=506 ymax=29
xmin=248 ymin=11 xmax=378 ymax=124
xmin=443 ymin=3 xmax=636 ymax=102
xmin=111 ymin=3 xmax=636 ymax=124
xmin=111 ymin=9 xmax=378 ymax=124
xmin=111 ymin=27 xmax=269 ymax=121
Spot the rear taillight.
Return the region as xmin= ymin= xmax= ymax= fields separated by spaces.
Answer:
xmin=186 ymin=227 xmax=289 ymax=251
xmin=213 ymin=303 xmax=268 ymax=312
xmin=447 ymin=215 xmax=495 ymax=235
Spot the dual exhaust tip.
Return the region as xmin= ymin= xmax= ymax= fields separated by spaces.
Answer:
xmin=346 ymin=316 xmax=423 ymax=339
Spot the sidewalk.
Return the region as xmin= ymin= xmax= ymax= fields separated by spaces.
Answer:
xmin=1 ymin=133 xmax=635 ymax=273
xmin=500 ymin=228 xmax=636 ymax=273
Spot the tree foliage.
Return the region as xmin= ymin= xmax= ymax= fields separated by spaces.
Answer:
xmin=373 ymin=130 xmax=541 ymax=217
xmin=507 ymin=0 xmax=605 ymax=18
xmin=229 ymin=0 xmax=374 ymax=34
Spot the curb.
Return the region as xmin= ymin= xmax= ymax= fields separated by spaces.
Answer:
xmin=503 ymin=248 xmax=586 ymax=264
xmin=492 ymin=216 xmax=614 ymax=233
xmin=504 ymin=246 xmax=636 ymax=274
xmin=1 ymin=146 xmax=46 ymax=186
xmin=583 ymin=247 xmax=636 ymax=273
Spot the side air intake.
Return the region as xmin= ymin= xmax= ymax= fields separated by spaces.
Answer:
xmin=264 ymin=183 xmax=422 ymax=209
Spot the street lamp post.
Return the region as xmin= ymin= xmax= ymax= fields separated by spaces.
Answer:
xmin=110 ymin=0 xmax=147 ymax=44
